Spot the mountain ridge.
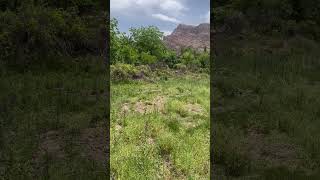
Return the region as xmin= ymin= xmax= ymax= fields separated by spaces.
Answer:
xmin=163 ymin=23 xmax=210 ymax=53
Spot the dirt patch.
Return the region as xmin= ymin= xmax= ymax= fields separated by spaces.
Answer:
xmin=134 ymin=96 xmax=166 ymax=114
xmin=146 ymin=137 xmax=155 ymax=145
xmin=34 ymin=130 xmax=65 ymax=161
xmin=134 ymin=101 xmax=147 ymax=114
xmin=80 ymin=127 xmax=108 ymax=166
xmin=184 ymin=103 xmax=203 ymax=114
xmin=183 ymin=122 xmax=197 ymax=128
xmin=153 ymin=96 xmax=166 ymax=113
xmin=34 ymin=127 xmax=108 ymax=168
xmin=32 ymin=130 xmax=66 ymax=175
xmin=245 ymin=129 xmax=304 ymax=170
xmin=115 ymin=124 xmax=122 ymax=131
xmin=120 ymin=103 xmax=130 ymax=116
xmin=162 ymin=154 xmax=174 ymax=179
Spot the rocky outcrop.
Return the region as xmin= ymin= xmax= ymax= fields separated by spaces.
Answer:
xmin=163 ymin=23 xmax=210 ymax=53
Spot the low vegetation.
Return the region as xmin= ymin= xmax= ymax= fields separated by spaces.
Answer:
xmin=213 ymin=34 xmax=320 ymax=179
xmin=0 ymin=1 xmax=108 ymax=179
xmin=212 ymin=1 xmax=320 ymax=178
xmin=111 ymin=72 xmax=209 ymax=179
xmin=110 ymin=18 xmax=210 ymax=178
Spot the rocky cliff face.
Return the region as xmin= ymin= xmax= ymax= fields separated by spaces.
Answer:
xmin=163 ymin=23 xmax=210 ymax=53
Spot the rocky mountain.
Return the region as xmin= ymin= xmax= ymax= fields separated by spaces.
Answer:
xmin=163 ymin=23 xmax=210 ymax=53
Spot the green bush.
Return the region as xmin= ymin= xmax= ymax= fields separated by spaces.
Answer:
xmin=174 ymin=63 xmax=187 ymax=72
xmin=197 ymin=52 xmax=210 ymax=69
xmin=0 ymin=4 xmax=106 ymax=68
xmin=136 ymin=65 xmax=152 ymax=77
xmin=111 ymin=63 xmax=137 ymax=81
xmin=162 ymin=50 xmax=180 ymax=68
xmin=140 ymin=52 xmax=157 ymax=65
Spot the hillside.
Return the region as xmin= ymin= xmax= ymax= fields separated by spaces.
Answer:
xmin=163 ymin=23 xmax=210 ymax=53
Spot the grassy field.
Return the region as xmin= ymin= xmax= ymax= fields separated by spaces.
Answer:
xmin=110 ymin=72 xmax=210 ymax=179
xmin=212 ymin=35 xmax=320 ymax=179
xmin=0 ymin=58 xmax=108 ymax=179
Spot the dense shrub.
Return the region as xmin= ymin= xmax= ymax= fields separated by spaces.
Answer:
xmin=0 ymin=3 xmax=106 ymax=69
xmin=139 ymin=52 xmax=157 ymax=65
xmin=162 ymin=50 xmax=180 ymax=68
xmin=136 ymin=65 xmax=152 ymax=77
xmin=215 ymin=0 xmax=320 ymax=40
xmin=174 ymin=63 xmax=187 ymax=72
xmin=111 ymin=63 xmax=137 ymax=81
xmin=198 ymin=52 xmax=210 ymax=68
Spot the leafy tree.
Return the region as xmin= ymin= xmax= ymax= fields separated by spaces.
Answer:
xmin=129 ymin=26 xmax=166 ymax=59
xmin=118 ymin=35 xmax=139 ymax=64
xmin=110 ymin=18 xmax=120 ymax=64
xmin=140 ymin=52 xmax=157 ymax=65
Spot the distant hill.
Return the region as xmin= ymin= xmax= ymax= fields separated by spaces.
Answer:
xmin=163 ymin=23 xmax=210 ymax=53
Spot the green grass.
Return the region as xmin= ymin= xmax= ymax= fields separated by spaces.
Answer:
xmin=111 ymin=73 xmax=210 ymax=179
xmin=212 ymin=36 xmax=320 ymax=179
xmin=0 ymin=58 xmax=108 ymax=179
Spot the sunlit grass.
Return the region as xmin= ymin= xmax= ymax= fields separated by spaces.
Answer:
xmin=111 ymin=73 xmax=210 ymax=179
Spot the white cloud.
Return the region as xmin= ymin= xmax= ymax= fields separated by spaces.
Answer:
xmin=111 ymin=0 xmax=188 ymax=19
xmin=110 ymin=0 xmax=132 ymax=11
xmin=160 ymin=1 xmax=188 ymax=16
xmin=152 ymin=14 xmax=181 ymax=24
xmin=135 ymin=0 xmax=157 ymax=7
xmin=161 ymin=30 xmax=172 ymax=36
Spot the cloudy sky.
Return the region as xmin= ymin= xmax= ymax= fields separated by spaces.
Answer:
xmin=111 ymin=0 xmax=210 ymax=35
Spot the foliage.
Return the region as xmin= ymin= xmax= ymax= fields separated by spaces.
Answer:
xmin=0 ymin=0 xmax=107 ymax=12
xmin=214 ymin=0 xmax=320 ymax=39
xmin=162 ymin=50 xmax=180 ymax=68
xmin=110 ymin=18 xmax=121 ymax=64
xmin=0 ymin=3 xmax=106 ymax=69
xmin=136 ymin=65 xmax=152 ymax=77
xmin=139 ymin=52 xmax=157 ymax=65
xmin=129 ymin=26 xmax=165 ymax=59
xmin=110 ymin=18 xmax=209 ymax=73
xmin=111 ymin=63 xmax=138 ymax=81
xmin=174 ymin=63 xmax=187 ymax=72
xmin=197 ymin=52 xmax=210 ymax=68
xmin=118 ymin=38 xmax=139 ymax=65
xmin=111 ymin=22 xmax=167 ymax=66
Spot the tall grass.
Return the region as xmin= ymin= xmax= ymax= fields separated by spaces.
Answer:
xmin=0 ymin=57 xmax=108 ymax=179
xmin=111 ymin=73 xmax=210 ymax=179
xmin=213 ymin=36 xmax=320 ymax=178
